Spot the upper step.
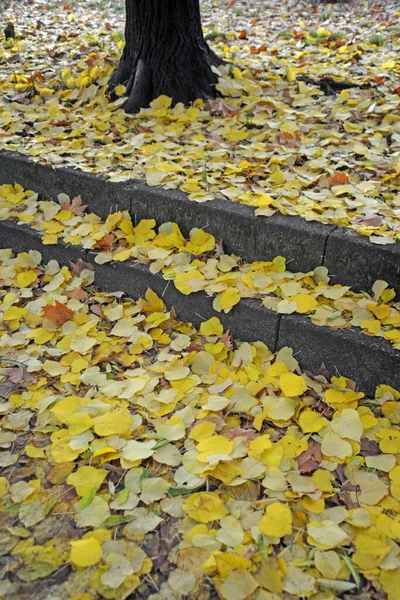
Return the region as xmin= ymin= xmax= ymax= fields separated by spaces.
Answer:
xmin=0 ymin=150 xmax=399 ymax=293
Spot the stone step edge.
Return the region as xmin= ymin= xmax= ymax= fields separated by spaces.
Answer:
xmin=0 ymin=149 xmax=399 ymax=295
xmin=0 ymin=220 xmax=398 ymax=396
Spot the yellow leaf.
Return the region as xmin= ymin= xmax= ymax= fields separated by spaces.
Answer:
xmin=3 ymin=306 xmax=24 ymax=321
xmin=189 ymin=421 xmax=216 ymax=442
xmin=69 ymin=330 xmax=97 ymax=354
xmin=182 ymin=492 xmax=228 ymax=523
xmin=216 ymin=552 xmax=251 ymax=577
xmin=331 ymin=408 xmax=363 ymax=441
xmin=214 ymin=288 xmax=240 ymax=313
xmin=16 ymin=270 xmax=37 ymax=288
xmin=70 ymin=537 xmax=102 ymax=568
xmin=292 ymin=294 xmax=318 ymax=314
xmin=67 ymin=466 xmax=108 ymax=497
xmin=157 ymin=416 xmax=186 ymax=441
xmin=51 ymin=396 xmax=87 ymax=424
xmin=121 ymin=440 xmax=157 ymax=463
xmin=115 ymin=84 xmax=126 ymax=97
xmin=279 ymin=372 xmax=308 ymax=397
xmin=248 ymin=434 xmax=272 ymax=459
xmin=185 ymin=228 xmax=215 ymax=255
xmin=199 ymin=317 xmax=223 ymax=336
xmin=113 ymin=248 xmax=132 ymax=261
xmin=66 ymin=413 xmax=92 ymax=436
xmin=259 ymin=502 xmax=292 ymax=538
xmin=150 ymin=95 xmax=172 ymax=110
xmin=325 ymin=388 xmax=364 ymax=405
xmin=174 ymin=270 xmax=205 ymax=295
xmin=196 ymin=435 xmax=234 ymax=462
xmin=25 ymin=444 xmax=46 ymax=459
xmin=380 ymin=568 xmax=400 ymax=600
xmin=92 ymin=411 xmax=132 ymax=437
xmin=321 ymin=431 xmax=353 ymax=460
xmin=219 ymin=569 xmax=259 ymax=600
xmin=352 ymin=534 xmax=391 ymax=570
xmin=307 ymin=520 xmax=348 ymax=549
xmin=299 ymin=409 xmax=327 ymax=433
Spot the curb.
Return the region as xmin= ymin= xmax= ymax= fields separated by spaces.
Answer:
xmin=1 ymin=150 xmax=399 ymax=294
xmin=0 ymin=220 xmax=398 ymax=396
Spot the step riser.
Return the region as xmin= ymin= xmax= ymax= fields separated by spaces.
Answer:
xmin=0 ymin=220 xmax=398 ymax=396
xmin=1 ymin=150 xmax=399 ymax=294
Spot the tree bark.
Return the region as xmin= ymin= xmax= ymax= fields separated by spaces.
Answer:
xmin=108 ymin=0 xmax=222 ymax=114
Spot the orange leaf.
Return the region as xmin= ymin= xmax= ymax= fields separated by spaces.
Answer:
xmin=95 ymin=233 xmax=116 ymax=248
xmin=43 ymin=301 xmax=74 ymax=326
xmin=327 ymin=172 xmax=349 ymax=187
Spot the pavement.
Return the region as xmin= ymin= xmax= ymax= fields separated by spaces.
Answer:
xmin=1 ymin=150 xmax=399 ymax=293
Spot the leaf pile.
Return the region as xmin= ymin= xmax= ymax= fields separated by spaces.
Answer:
xmin=1 ymin=183 xmax=399 ymax=349
xmin=1 ymin=0 xmax=400 ymax=242
xmin=0 ymin=248 xmax=400 ymax=599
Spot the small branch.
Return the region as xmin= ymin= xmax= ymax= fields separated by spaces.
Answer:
xmin=297 ymin=75 xmax=370 ymax=95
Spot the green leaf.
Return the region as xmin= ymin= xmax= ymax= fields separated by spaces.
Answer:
xmin=78 ymin=487 xmax=97 ymax=511
xmin=342 ymin=554 xmax=361 ymax=588
xmin=139 ymin=468 xmax=152 ymax=483
xmin=258 ymin=534 xmax=269 ymax=561
xmin=103 ymin=514 xmax=135 ymax=528
xmin=168 ymin=486 xmax=192 ymax=497
xmin=117 ymin=487 xmax=130 ymax=505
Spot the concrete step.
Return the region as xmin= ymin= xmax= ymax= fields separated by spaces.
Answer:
xmin=0 ymin=219 xmax=398 ymax=396
xmin=1 ymin=150 xmax=399 ymax=294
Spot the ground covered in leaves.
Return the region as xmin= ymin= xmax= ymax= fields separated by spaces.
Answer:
xmin=0 ymin=247 xmax=399 ymax=600
xmin=1 ymin=183 xmax=400 ymax=350
xmin=1 ymin=0 xmax=400 ymax=242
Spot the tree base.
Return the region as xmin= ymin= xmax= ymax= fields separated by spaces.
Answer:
xmin=109 ymin=48 xmax=222 ymax=114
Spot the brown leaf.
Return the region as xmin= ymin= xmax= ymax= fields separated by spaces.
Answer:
xmin=6 ymin=366 xmax=36 ymax=384
xmin=215 ymin=239 xmax=225 ymax=256
xmin=354 ymin=214 xmax=383 ymax=227
xmin=219 ymin=331 xmax=235 ymax=350
xmin=204 ymin=99 xmax=239 ymax=118
xmin=95 ymin=233 xmax=116 ymax=248
xmin=278 ymin=132 xmax=301 ymax=148
xmin=43 ymin=301 xmax=74 ymax=326
xmin=90 ymin=304 xmax=104 ymax=317
xmin=60 ymin=195 xmax=88 ymax=216
xmin=359 ymin=439 xmax=380 ymax=456
xmin=327 ymin=171 xmax=349 ymax=187
xmin=226 ymin=427 xmax=255 ymax=441
xmin=65 ymin=287 xmax=88 ymax=300
xmin=297 ymin=440 xmax=322 ymax=473
xmin=69 ymin=260 xmax=93 ymax=276
xmin=47 ymin=462 xmax=75 ymax=485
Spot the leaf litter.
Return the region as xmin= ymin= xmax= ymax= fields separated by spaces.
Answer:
xmin=0 ymin=247 xmax=399 ymax=599
xmin=1 ymin=183 xmax=399 ymax=350
xmin=1 ymin=0 xmax=400 ymax=242
xmin=1 ymin=1 xmax=400 ymax=597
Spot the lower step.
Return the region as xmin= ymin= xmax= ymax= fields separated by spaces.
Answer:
xmin=0 ymin=220 xmax=398 ymax=396
xmin=1 ymin=150 xmax=400 ymax=294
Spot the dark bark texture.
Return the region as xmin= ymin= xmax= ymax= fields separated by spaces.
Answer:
xmin=109 ymin=0 xmax=222 ymax=114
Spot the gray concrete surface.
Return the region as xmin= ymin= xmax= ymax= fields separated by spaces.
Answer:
xmin=1 ymin=150 xmax=399 ymax=293
xmin=0 ymin=219 xmax=398 ymax=396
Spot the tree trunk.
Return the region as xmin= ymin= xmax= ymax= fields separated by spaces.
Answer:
xmin=108 ymin=0 xmax=222 ymax=114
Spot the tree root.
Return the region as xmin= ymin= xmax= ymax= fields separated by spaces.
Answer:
xmin=123 ymin=59 xmax=153 ymax=114
xmin=297 ymin=75 xmax=369 ymax=95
